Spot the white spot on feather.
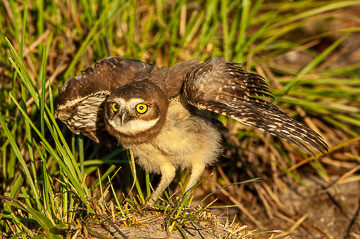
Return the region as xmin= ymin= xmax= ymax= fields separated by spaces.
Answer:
xmin=57 ymin=91 xmax=110 ymax=110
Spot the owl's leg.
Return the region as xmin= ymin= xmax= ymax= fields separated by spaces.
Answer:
xmin=185 ymin=160 xmax=206 ymax=193
xmin=149 ymin=162 xmax=176 ymax=204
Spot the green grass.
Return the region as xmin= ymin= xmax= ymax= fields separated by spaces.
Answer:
xmin=1 ymin=0 xmax=360 ymax=237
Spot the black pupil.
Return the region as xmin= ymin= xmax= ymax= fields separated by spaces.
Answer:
xmin=114 ymin=104 xmax=119 ymax=109
xmin=139 ymin=106 xmax=144 ymax=110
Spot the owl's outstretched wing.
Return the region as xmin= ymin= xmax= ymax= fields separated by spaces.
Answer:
xmin=55 ymin=57 xmax=155 ymax=144
xmin=183 ymin=57 xmax=328 ymax=153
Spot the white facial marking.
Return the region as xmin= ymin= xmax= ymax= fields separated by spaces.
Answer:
xmin=126 ymin=98 xmax=146 ymax=109
xmin=109 ymin=118 xmax=160 ymax=135
xmin=107 ymin=97 xmax=158 ymax=135
xmin=111 ymin=98 xmax=145 ymax=111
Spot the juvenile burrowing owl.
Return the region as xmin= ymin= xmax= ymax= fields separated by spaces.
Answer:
xmin=55 ymin=57 xmax=328 ymax=203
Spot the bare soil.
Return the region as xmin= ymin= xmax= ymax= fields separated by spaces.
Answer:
xmin=252 ymin=176 xmax=360 ymax=238
xmin=81 ymin=209 xmax=255 ymax=238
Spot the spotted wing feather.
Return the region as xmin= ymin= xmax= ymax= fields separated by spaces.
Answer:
xmin=183 ymin=57 xmax=328 ymax=153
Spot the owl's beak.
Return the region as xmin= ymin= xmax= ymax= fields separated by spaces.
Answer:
xmin=121 ymin=111 xmax=127 ymax=125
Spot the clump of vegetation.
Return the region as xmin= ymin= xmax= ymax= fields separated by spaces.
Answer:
xmin=1 ymin=0 xmax=359 ymax=238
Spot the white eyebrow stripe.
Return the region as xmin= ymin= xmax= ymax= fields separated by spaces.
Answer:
xmin=127 ymin=98 xmax=145 ymax=105
xmin=110 ymin=98 xmax=146 ymax=110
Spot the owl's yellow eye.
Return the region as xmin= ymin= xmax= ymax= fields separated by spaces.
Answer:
xmin=112 ymin=103 xmax=120 ymax=112
xmin=136 ymin=103 xmax=148 ymax=114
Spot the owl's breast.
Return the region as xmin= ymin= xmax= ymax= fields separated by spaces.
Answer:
xmin=125 ymin=98 xmax=222 ymax=173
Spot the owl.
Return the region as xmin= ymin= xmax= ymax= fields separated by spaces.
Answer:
xmin=55 ymin=57 xmax=328 ymax=203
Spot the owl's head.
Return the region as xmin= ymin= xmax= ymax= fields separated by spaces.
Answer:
xmin=104 ymin=80 xmax=169 ymax=144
